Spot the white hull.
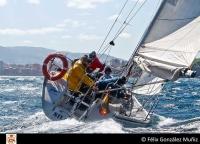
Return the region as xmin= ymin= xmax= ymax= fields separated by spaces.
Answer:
xmin=42 ymin=79 xmax=150 ymax=126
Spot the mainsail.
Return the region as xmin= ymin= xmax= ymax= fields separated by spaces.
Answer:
xmin=128 ymin=0 xmax=200 ymax=95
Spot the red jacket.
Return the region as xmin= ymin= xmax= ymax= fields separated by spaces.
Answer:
xmin=89 ymin=57 xmax=105 ymax=72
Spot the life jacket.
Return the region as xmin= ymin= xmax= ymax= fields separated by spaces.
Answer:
xmin=63 ymin=60 xmax=95 ymax=92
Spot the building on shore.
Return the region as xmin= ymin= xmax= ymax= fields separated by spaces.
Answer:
xmin=0 ymin=61 xmax=3 ymax=75
xmin=0 ymin=61 xmax=42 ymax=76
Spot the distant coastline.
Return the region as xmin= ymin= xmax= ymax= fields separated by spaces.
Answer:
xmin=0 ymin=46 xmax=127 ymax=76
xmin=0 ymin=58 xmax=127 ymax=76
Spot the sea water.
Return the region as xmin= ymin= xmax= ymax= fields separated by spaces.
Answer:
xmin=0 ymin=76 xmax=200 ymax=133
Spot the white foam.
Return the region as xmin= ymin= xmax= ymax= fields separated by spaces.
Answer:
xmin=173 ymin=117 xmax=200 ymax=133
xmin=6 ymin=111 xmax=200 ymax=133
xmin=3 ymin=101 xmax=18 ymax=105
xmin=22 ymin=119 xmax=124 ymax=133
xmin=172 ymin=87 xmax=182 ymax=91
xmin=163 ymin=104 xmax=175 ymax=108
xmin=195 ymin=100 xmax=200 ymax=106
xmin=15 ymin=76 xmax=38 ymax=81
xmin=9 ymin=111 xmax=124 ymax=133
xmin=2 ymin=88 xmax=15 ymax=92
xmin=157 ymin=116 xmax=177 ymax=127
xmin=174 ymin=80 xmax=181 ymax=84
xmin=6 ymin=112 xmax=49 ymax=133
xmin=192 ymin=92 xmax=198 ymax=95
xmin=78 ymin=119 xmax=124 ymax=133
xmin=181 ymin=122 xmax=200 ymax=133
xmin=16 ymin=77 xmax=26 ymax=81
xmin=19 ymin=85 xmax=39 ymax=91
xmin=18 ymin=118 xmax=83 ymax=133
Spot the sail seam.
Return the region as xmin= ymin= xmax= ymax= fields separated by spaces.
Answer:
xmin=158 ymin=17 xmax=198 ymax=21
xmin=98 ymin=0 xmax=129 ymax=53
xmin=141 ymin=46 xmax=196 ymax=53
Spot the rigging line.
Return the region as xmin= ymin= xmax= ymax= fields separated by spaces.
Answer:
xmin=145 ymin=96 xmax=160 ymax=121
xmin=99 ymin=44 xmax=111 ymax=59
xmin=134 ymin=76 xmax=160 ymax=96
xmin=112 ymin=0 xmax=148 ymax=41
xmin=121 ymin=0 xmax=156 ymax=77
xmin=121 ymin=0 xmax=161 ymax=79
xmin=124 ymin=0 xmax=162 ymax=73
xmin=120 ymin=62 xmax=136 ymax=77
xmin=98 ymin=0 xmax=148 ymax=69
xmin=98 ymin=0 xmax=141 ymax=55
xmin=99 ymin=45 xmax=111 ymax=62
xmin=121 ymin=27 xmax=143 ymax=76
xmin=146 ymin=77 xmax=161 ymax=95
xmin=104 ymin=46 xmax=112 ymax=63
xmin=141 ymin=82 xmax=164 ymax=109
xmin=115 ymin=20 xmax=135 ymax=27
xmin=97 ymin=0 xmax=129 ymax=53
xmin=121 ymin=45 xmax=139 ymax=76
xmin=129 ymin=0 xmax=163 ymax=95
xmin=98 ymin=43 xmax=110 ymax=56
xmin=120 ymin=0 xmax=141 ymax=26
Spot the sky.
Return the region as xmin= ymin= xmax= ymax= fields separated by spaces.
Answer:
xmin=0 ymin=0 xmax=161 ymax=60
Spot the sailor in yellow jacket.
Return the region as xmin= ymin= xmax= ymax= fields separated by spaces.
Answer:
xmin=63 ymin=55 xmax=95 ymax=93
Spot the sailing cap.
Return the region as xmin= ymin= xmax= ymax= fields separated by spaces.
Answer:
xmin=89 ymin=51 xmax=96 ymax=58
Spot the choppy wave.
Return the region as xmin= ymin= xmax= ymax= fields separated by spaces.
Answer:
xmin=1 ymin=77 xmax=200 ymax=133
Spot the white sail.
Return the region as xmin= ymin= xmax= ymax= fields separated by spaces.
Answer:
xmin=138 ymin=16 xmax=200 ymax=79
xmin=130 ymin=0 xmax=200 ymax=95
xmin=134 ymin=56 xmax=182 ymax=81
xmin=132 ymin=72 xmax=164 ymax=95
xmin=144 ymin=0 xmax=200 ymax=43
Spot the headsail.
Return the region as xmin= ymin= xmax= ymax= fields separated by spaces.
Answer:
xmin=132 ymin=71 xmax=164 ymax=95
xmin=128 ymin=0 xmax=200 ymax=95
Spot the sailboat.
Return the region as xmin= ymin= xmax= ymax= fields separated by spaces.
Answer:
xmin=42 ymin=0 xmax=200 ymax=126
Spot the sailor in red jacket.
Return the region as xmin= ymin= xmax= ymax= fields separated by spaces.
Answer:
xmin=88 ymin=51 xmax=105 ymax=72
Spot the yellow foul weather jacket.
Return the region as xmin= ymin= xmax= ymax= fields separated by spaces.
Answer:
xmin=63 ymin=60 xmax=94 ymax=92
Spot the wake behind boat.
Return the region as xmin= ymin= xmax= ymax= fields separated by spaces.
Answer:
xmin=42 ymin=0 xmax=200 ymax=127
